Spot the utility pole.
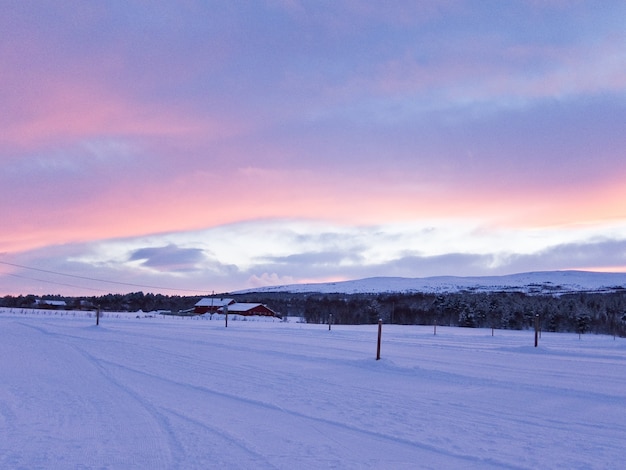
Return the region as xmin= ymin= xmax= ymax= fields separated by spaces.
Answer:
xmin=534 ymin=314 xmax=540 ymax=347
xmin=376 ymin=319 xmax=382 ymax=360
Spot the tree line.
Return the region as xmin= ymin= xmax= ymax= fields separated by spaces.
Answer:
xmin=238 ymin=290 xmax=626 ymax=336
xmin=1 ymin=292 xmax=204 ymax=314
xmin=3 ymin=290 xmax=626 ymax=336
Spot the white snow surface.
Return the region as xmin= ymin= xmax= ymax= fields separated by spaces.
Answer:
xmin=2 ymin=307 xmax=625 ymax=469
xmin=237 ymin=270 xmax=626 ymax=295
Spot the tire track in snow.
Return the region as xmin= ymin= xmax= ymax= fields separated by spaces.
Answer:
xmin=74 ymin=347 xmax=188 ymax=467
xmin=25 ymin=320 xmax=528 ymax=468
xmin=88 ymin=357 xmax=284 ymax=468
xmin=13 ymin=321 xmax=182 ymax=469
xmin=159 ymin=407 xmax=281 ymax=470
xmin=35 ymin=325 xmax=281 ymax=468
xmin=92 ymin=356 xmax=526 ymax=470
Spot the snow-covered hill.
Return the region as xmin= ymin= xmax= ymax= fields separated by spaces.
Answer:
xmin=238 ymin=270 xmax=626 ymax=295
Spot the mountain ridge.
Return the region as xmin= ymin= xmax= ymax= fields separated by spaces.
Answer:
xmin=235 ymin=270 xmax=626 ymax=295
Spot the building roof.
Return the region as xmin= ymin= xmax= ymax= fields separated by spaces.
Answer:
xmin=194 ymin=298 xmax=234 ymax=307
xmin=35 ymin=299 xmax=67 ymax=306
xmin=222 ymin=302 xmax=263 ymax=312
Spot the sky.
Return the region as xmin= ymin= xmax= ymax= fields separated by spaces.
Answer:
xmin=2 ymin=0 xmax=626 ymax=296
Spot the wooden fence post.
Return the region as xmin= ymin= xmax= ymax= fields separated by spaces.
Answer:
xmin=376 ymin=319 xmax=382 ymax=360
xmin=534 ymin=314 xmax=539 ymax=347
xmin=96 ymin=305 xmax=100 ymax=326
xmin=328 ymin=313 xmax=332 ymax=331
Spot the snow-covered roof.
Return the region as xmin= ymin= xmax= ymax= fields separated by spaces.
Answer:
xmin=221 ymin=302 xmax=263 ymax=312
xmin=195 ymin=298 xmax=234 ymax=307
xmin=35 ymin=299 xmax=67 ymax=306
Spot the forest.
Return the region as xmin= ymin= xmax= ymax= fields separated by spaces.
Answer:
xmin=246 ymin=290 xmax=626 ymax=336
xmin=3 ymin=289 xmax=626 ymax=336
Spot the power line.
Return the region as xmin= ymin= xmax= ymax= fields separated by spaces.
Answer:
xmin=0 ymin=260 xmax=211 ymax=294
xmin=2 ymin=271 xmax=111 ymax=293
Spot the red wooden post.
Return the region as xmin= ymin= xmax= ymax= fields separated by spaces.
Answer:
xmin=376 ymin=319 xmax=382 ymax=360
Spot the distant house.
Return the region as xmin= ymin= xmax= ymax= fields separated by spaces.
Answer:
xmin=193 ymin=298 xmax=235 ymax=314
xmin=34 ymin=299 xmax=67 ymax=309
xmin=79 ymin=300 xmax=95 ymax=310
xmin=220 ymin=302 xmax=279 ymax=318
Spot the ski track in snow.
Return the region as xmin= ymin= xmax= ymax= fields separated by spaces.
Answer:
xmin=1 ymin=309 xmax=626 ymax=469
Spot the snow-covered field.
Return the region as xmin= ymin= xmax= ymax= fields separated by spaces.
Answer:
xmin=1 ymin=308 xmax=625 ymax=469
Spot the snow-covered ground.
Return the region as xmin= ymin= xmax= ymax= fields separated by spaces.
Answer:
xmin=1 ymin=307 xmax=625 ymax=469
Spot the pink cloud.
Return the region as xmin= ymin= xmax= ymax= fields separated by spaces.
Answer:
xmin=247 ymin=272 xmax=295 ymax=287
xmin=325 ymin=28 xmax=626 ymax=109
xmin=2 ymin=80 xmax=239 ymax=152
xmin=2 ymin=1 xmax=625 ymax=269
xmin=4 ymin=157 xmax=626 ymax=258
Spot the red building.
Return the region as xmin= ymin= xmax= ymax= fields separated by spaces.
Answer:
xmin=193 ymin=298 xmax=235 ymax=314
xmin=220 ymin=302 xmax=279 ymax=318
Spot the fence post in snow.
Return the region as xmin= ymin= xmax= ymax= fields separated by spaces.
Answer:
xmin=224 ymin=305 xmax=228 ymax=328
xmin=376 ymin=319 xmax=382 ymax=360
xmin=328 ymin=313 xmax=332 ymax=331
xmin=534 ymin=314 xmax=540 ymax=347
xmin=96 ymin=305 xmax=100 ymax=326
